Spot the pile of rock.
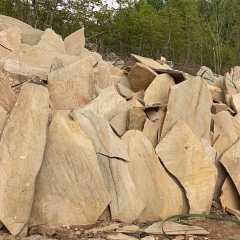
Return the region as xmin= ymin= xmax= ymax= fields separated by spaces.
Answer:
xmin=0 ymin=14 xmax=240 ymax=239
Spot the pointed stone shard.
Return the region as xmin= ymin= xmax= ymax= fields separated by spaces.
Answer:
xmin=119 ymin=76 xmax=132 ymax=90
xmin=220 ymin=176 xmax=240 ymax=211
xmin=30 ymin=112 xmax=111 ymax=228
xmin=64 ymin=28 xmax=85 ymax=55
xmin=109 ymin=110 xmax=129 ymax=137
xmin=221 ymin=139 xmax=240 ymax=196
xmin=48 ymin=56 xmax=96 ymax=109
xmin=50 ymin=57 xmax=64 ymax=73
xmin=122 ymin=130 xmax=184 ymax=221
xmin=224 ymin=73 xmax=237 ymax=96
xmin=144 ymin=74 xmax=175 ymax=106
xmin=37 ymin=28 xmax=66 ymax=54
xmin=72 ymin=111 xmax=129 ymax=161
xmin=0 ymin=83 xmax=49 ymax=236
xmin=74 ymin=86 xmax=130 ymax=121
xmin=161 ymin=77 xmax=212 ymax=142
xmin=145 ymin=108 xmax=165 ymax=122
xmin=127 ymin=108 xmax=146 ymax=131
xmin=0 ymin=106 xmax=7 ymax=135
xmin=0 ymin=71 xmax=16 ymax=113
xmin=128 ymin=63 xmax=157 ymax=92
xmin=97 ymin=154 xmax=145 ymax=223
xmin=231 ymin=93 xmax=240 ymax=113
xmin=156 ymin=120 xmax=217 ymax=214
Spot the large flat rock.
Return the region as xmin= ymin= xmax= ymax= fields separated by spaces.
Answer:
xmin=97 ymin=154 xmax=145 ymax=223
xmin=161 ymin=77 xmax=212 ymax=142
xmin=156 ymin=120 xmax=217 ymax=214
xmin=48 ymin=56 xmax=96 ymax=109
xmin=73 ymin=86 xmax=130 ymax=121
xmin=122 ymin=130 xmax=184 ymax=221
xmin=30 ymin=112 xmax=111 ymax=228
xmin=0 ymin=83 xmax=49 ymax=236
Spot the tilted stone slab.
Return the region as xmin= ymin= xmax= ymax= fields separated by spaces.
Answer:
xmin=156 ymin=120 xmax=217 ymax=214
xmin=0 ymin=83 xmax=49 ymax=236
xmin=0 ymin=106 xmax=7 ymax=136
xmin=122 ymin=130 xmax=184 ymax=221
xmin=30 ymin=112 xmax=111 ymax=228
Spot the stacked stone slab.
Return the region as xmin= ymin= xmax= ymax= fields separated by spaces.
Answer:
xmin=0 ymin=14 xmax=239 ymax=238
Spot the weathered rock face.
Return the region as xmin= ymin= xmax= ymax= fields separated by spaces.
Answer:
xmin=37 ymin=28 xmax=66 ymax=54
xmin=0 ymin=106 xmax=7 ymax=135
xmin=74 ymin=86 xmax=130 ymax=121
xmin=72 ymin=111 xmax=129 ymax=161
xmin=231 ymin=93 xmax=240 ymax=113
xmin=0 ymin=71 xmax=16 ymax=113
xmin=64 ymin=28 xmax=85 ymax=55
xmin=221 ymin=139 xmax=240 ymax=196
xmin=127 ymin=108 xmax=146 ymax=131
xmin=0 ymin=14 xmax=43 ymax=45
xmin=128 ymin=63 xmax=157 ymax=92
xmin=97 ymin=154 xmax=145 ymax=223
xmin=122 ymin=130 xmax=184 ymax=221
xmin=30 ymin=112 xmax=111 ymax=228
xmin=161 ymin=77 xmax=212 ymax=142
xmin=48 ymin=56 xmax=97 ymax=110
xmin=0 ymin=83 xmax=49 ymax=236
xmin=144 ymin=74 xmax=175 ymax=106
xmin=156 ymin=120 xmax=217 ymax=214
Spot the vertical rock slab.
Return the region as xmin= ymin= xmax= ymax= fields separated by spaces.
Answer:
xmin=0 ymin=83 xmax=49 ymax=236
xmin=30 ymin=112 xmax=111 ymax=228
xmin=64 ymin=28 xmax=85 ymax=55
xmin=231 ymin=93 xmax=240 ymax=113
xmin=161 ymin=77 xmax=212 ymax=142
xmin=144 ymin=74 xmax=175 ymax=106
xmin=0 ymin=71 xmax=16 ymax=113
xmin=48 ymin=56 xmax=96 ymax=110
xmin=97 ymin=154 xmax=145 ymax=223
xmin=128 ymin=63 xmax=157 ymax=92
xmin=122 ymin=130 xmax=184 ymax=221
xmin=0 ymin=106 xmax=7 ymax=135
xmin=221 ymin=139 xmax=240 ymax=196
xmin=74 ymin=86 xmax=130 ymax=121
xmin=156 ymin=120 xmax=217 ymax=214
xmin=127 ymin=108 xmax=146 ymax=131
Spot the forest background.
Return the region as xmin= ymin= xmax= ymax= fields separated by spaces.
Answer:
xmin=1 ymin=0 xmax=239 ymax=74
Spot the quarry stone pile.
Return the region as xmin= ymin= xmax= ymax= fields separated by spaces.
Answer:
xmin=0 ymin=14 xmax=240 ymax=239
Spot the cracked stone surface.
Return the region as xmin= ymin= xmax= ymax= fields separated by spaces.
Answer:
xmin=122 ymin=130 xmax=184 ymax=221
xmin=0 ymin=83 xmax=49 ymax=236
xmin=156 ymin=120 xmax=217 ymax=214
xmin=30 ymin=112 xmax=111 ymax=228
xmin=72 ymin=110 xmax=129 ymax=161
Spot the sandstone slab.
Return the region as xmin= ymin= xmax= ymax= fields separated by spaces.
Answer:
xmin=161 ymin=77 xmax=212 ymax=142
xmin=74 ymin=86 xmax=130 ymax=121
xmin=50 ymin=57 xmax=64 ymax=72
xmin=144 ymin=74 xmax=175 ymax=106
xmin=128 ymin=63 xmax=157 ymax=92
xmin=211 ymin=103 xmax=228 ymax=114
xmin=64 ymin=28 xmax=85 ymax=55
xmin=127 ymin=108 xmax=146 ymax=131
xmin=117 ymin=83 xmax=134 ymax=98
xmin=48 ymin=56 xmax=96 ymax=109
xmin=156 ymin=120 xmax=217 ymax=214
xmin=122 ymin=130 xmax=184 ymax=221
xmin=30 ymin=112 xmax=111 ymax=228
xmin=0 ymin=83 xmax=49 ymax=236
xmin=107 ymin=233 xmax=137 ymax=240
xmin=231 ymin=93 xmax=240 ymax=113
xmin=0 ymin=106 xmax=7 ymax=135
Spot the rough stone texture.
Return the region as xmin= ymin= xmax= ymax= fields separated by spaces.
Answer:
xmin=37 ymin=28 xmax=66 ymax=54
xmin=156 ymin=120 xmax=217 ymax=214
xmin=0 ymin=106 xmax=7 ymax=135
xmin=220 ymin=176 xmax=240 ymax=210
xmin=122 ymin=130 xmax=184 ymax=221
xmin=107 ymin=233 xmax=137 ymax=240
xmin=0 ymin=14 xmax=43 ymax=45
xmin=72 ymin=111 xmax=129 ymax=161
xmin=145 ymin=108 xmax=165 ymax=122
xmin=0 ymin=83 xmax=49 ymax=236
xmin=221 ymin=139 xmax=240 ymax=196
xmin=98 ymin=154 xmax=145 ymax=223
xmin=0 ymin=71 xmax=16 ymax=113
xmin=117 ymin=83 xmax=134 ymax=98
xmin=30 ymin=112 xmax=111 ymax=228
xmin=161 ymin=77 xmax=212 ymax=142
xmin=48 ymin=56 xmax=96 ymax=110
xmin=127 ymin=96 xmax=143 ymax=108
xmin=64 ymin=28 xmax=85 ymax=55
xmin=144 ymin=74 xmax=175 ymax=106
xmin=74 ymin=86 xmax=130 ymax=121
xmin=109 ymin=110 xmax=129 ymax=137
xmin=224 ymin=73 xmax=237 ymax=96
xmin=127 ymin=108 xmax=146 ymax=131
xmin=231 ymin=93 xmax=240 ymax=113
xmin=128 ymin=63 xmax=157 ymax=92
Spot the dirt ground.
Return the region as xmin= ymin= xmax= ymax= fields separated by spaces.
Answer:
xmin=0 ymin=207 xmax=240 ymax=240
